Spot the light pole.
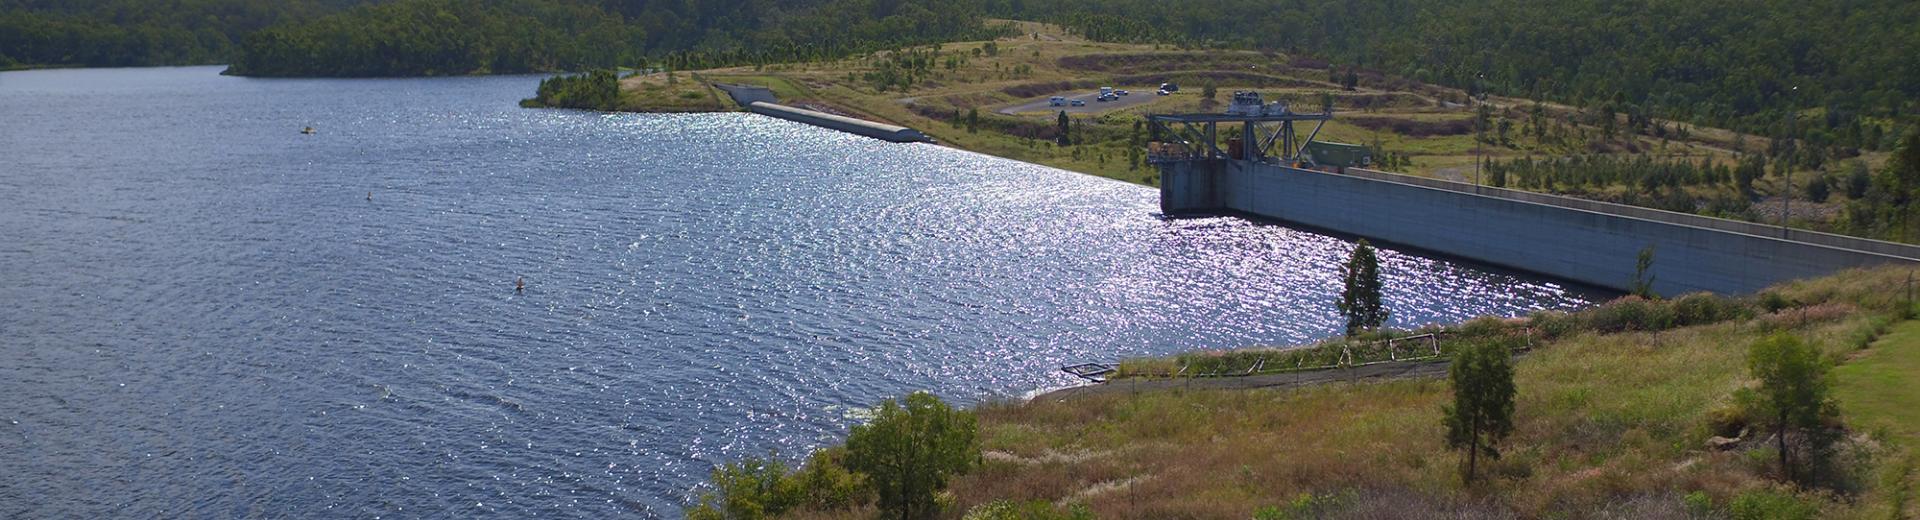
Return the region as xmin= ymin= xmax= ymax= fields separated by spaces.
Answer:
xmin=1474 ymin=73 xmax=1486 ymax=191
xmin=1781 ymin=85 xmax=1798 ymax=237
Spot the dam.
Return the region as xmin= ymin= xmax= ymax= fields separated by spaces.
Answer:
xmin=1149 ymin=95 xmax=1920 ymax=296
xmin=713 ymin=83 xmax=932 ymax=143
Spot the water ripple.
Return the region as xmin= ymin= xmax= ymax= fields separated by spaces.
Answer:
xmin=0 ymin=66 xmax=1599 ymax=518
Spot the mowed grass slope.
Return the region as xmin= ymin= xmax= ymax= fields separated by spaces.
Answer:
xmin=943 ymin=267 xmax=1920 ymax=518
xmin=1835 ymin=320 xmax=1920 ymax=518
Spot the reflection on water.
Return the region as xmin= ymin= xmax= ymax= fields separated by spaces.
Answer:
xmin=0 ymin=66 xmax=1598 ymax=517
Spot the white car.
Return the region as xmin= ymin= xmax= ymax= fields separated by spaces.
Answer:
xmin=1070 ymin=99 xmax=1086 ymax=106
xmin=1116 ymin=90 xmax=1130 ymax=96
xmin=1048 ymin=96 xmax=1066 ymax=107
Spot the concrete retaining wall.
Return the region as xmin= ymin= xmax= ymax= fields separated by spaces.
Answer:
xmin=1161 ymin=159 xmax=1918 ymax=295
xmin=746 ymin=101 xmax=932 ymax=143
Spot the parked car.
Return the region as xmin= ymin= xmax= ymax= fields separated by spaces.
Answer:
xmin=1156 ymin=89 xmax=1171 ymax=96
xmin=1048 ymin=96 xmax=1066 ymax=107
xmin=1159 ymin=82 xmax=1180 ymax=92
xmin=1070 ymin=99 xmax=1086 ymax=106
xmin=1116 ymin=90 xmax=1130 ymax=96
xmin=1099 ymin=86 xmax=1113 ymax=97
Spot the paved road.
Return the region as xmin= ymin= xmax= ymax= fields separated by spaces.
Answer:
xmin=998 ymin=88 xmax=1165 ymax=115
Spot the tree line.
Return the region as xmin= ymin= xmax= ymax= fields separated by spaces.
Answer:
xmin=0 ymin=0 xmax=366 ymax=69
xmin=980 ymin=0 xmax=1919 ymax=154
xmin=3 ymin=0 xmax=1005 ymax=76
xmin=227 ymin=0 xmax=1005 ymax=77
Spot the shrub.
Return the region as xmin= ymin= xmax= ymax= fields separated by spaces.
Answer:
xmin=1527 ymin=310 xmax=1578 ymax=340
xmin=846 ymin=392 xmax=979 ymax=520
xmin=1760 ymin=292 xmax=1796 ymax=313
xmin=527 ymin=69 xmax=620 ymax=110
xmin=1584 ymin=296 xmax=1675 ymax=333
xmin=793 ymin=447 xmax=869 ymax=510
xmin=1671 ymin=292 xmax=1752 ymax=327
xmin=686 ymin=454 xmax=805 ymax=520
xmin=961 ymin=500 xmax=1092 ymax=520
xmin=1728 ymin=488 xmax=1819 ymax=520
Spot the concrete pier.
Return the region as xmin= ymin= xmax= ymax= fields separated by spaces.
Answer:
xmin=1160 ymin=159 xmax=1920 ymax=295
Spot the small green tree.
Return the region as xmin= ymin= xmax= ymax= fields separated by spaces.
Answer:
xmin=1742 ymin=333 xmax=1839 ymax=484
xmin=1055 ymin=111 xmax=1070 ymax=146
xmin=1336 ymin=239 xmax=1389 ymax=335
xmin=1443 ymin=340 xmax=1517 ymax=483
xmin=846 ymin=392 xmax=979 ymax=520
xmin=1630 ymin=245 xmax=1657 ymax=299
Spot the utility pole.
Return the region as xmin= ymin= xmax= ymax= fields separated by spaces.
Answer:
xmin=1474 ymin=72 xmax=1486 ymax=192
xmin=1781 ymin=85 xmax=1798 ymax=238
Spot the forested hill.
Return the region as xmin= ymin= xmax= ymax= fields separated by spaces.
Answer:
xmin=0 ymin=0 xmax=372 ymax=69
xmin=6 ymin=0 xmax=1918 ymax=133
xmin=988 ymin=0 xmax=1920 ymax=137
xmin=224 ymin=0 xmax=1005 ymax=77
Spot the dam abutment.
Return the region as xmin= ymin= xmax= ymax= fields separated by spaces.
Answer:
xmin=1159 ymin=160 xmax=1919 ymax=295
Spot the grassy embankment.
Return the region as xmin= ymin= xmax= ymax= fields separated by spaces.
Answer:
xmin=937 ymin=266 xmax=1920 ymax=518
xmin=611 ymin=21 xmax=1889 ymax=227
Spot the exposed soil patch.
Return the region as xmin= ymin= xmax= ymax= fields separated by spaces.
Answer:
xmin=1344 ymin=115 xmax=1475 ymax=137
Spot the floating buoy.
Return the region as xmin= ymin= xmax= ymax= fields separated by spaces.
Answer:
xmin=301 ymin=126 xmax=316 ymax=135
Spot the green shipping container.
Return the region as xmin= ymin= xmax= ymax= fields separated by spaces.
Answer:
xmin=1302 ymin=140 xmax=1372 ymax=168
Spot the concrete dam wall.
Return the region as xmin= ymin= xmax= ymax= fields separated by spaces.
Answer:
xmin=746 ymin=101 xmax=932 ymax=143
xmin=711 ymin=83 xmax=931 ymax=143
xmin=1160 ymin=159 xmax=1920 ymax=295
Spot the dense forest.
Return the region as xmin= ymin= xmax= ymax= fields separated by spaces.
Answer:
xmin=983 ymin=0 xmax=1920 ymax=148
xmin=0 ymin=0 xmax=371 ymax=68
xmin=2 ymin=0 xmax=1003 ymax=75
xmin=10 ymin=0 xmax=1920 ymax=125
xmin=226 ymin=0 xmax=1004 ymax=76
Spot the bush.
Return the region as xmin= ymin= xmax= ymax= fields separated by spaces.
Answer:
xmin=1527 ymin=310 xmax=1579 ymax=340
xmin=1804 ymin=175 xmax=1830 ymax=203
xmin=1728 ymin=489 xmax=1819 ymax=520
xmin=1584 ymin=296 xmax=1675 ymax=333
xmin=962 ymin=500 xmax=1092 ymax=520
xmin=526 ymin=69 xmax=620 ymax=110
xmin=792 ymin=447 xmax=870 ymax=510
xmin=1671 ymin=292 xmax=1752 ymax=327
xmin=686 ymin=454 xmax=804 ymax=520
xmin=1760 ymin=291 xmax=1797 ymax=313
xmin=846 ymin=392 xmax=979 ymax=520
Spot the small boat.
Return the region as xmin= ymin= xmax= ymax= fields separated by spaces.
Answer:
xmin=301 ymin=127 xmax=316 ymax=135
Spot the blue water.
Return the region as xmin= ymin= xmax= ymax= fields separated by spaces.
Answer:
xmin=0 ymin=66 xmax=1597 ymax=517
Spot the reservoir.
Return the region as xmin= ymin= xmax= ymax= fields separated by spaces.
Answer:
xmin=0 ymin=67 xmax=1596 ymax=517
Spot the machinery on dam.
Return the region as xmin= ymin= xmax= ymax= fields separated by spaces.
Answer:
xmin=1144 ymin=91 xmax=1337 ymax=166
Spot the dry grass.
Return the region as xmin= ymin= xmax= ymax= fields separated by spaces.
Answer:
xmin=933 ymin=266 xmax=1920 ymax=519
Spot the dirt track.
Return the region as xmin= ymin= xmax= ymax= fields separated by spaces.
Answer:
xmin=1036 ymin=359 xmax=1452 ymax=401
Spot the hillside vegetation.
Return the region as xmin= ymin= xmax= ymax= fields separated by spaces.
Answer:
xmin=693 ymin=266 xmax=1920 ymax=519
xmin=612 ymin=21 xmax=1920 ymax=245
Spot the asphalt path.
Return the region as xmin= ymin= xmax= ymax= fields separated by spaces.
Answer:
xmin=998 ymin=88 xmax=1166 ymax=115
